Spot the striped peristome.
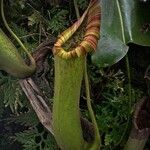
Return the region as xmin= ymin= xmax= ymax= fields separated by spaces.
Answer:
xmin=53 ymin=0 xmax=101 ymax=59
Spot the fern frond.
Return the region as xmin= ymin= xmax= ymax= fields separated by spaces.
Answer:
xmin=15 ymin=125 xmax=58 ymax=150
xmin=10 ymin=110 xmax=39 ymax=127
xmin=1 ymin=77 xmax=23 ymax=114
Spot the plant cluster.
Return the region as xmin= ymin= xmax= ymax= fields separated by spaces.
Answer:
xmin=0 ymin=0 xmax=149 ymax=150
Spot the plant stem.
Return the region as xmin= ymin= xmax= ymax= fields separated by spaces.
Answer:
xmin=115 ymin=55 xmax=131 ymax=147
xmin=115 ymin=0 xmax=132 ymax=146
xmin=84 ymin=58 xmax=101 ymax=149
xmin=125 ymin=55 xmax=132 ymax=110
xmin=74 ymin=0 xmax=80 ymax=19
xmin=116 ymin=0 xmax=132 ymax=108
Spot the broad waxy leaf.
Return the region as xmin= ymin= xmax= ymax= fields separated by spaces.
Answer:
xmin=92 ymin=0 xmax=150 ymax=67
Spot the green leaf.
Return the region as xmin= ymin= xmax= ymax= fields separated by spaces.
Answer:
xmin=92 ymin=0 xmax=150 ymax=67
xmin=92 ymin=32 xmax=128 ymax=68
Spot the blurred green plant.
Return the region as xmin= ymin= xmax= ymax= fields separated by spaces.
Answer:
xmin=77 ymin=0 xmax=88 ymax=10
xmin=47 ymin=8 xmax=69 ymax=34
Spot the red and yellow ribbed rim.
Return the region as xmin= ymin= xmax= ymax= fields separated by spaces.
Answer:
xmin=53 ymin=0 xmax=101 ymax=59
